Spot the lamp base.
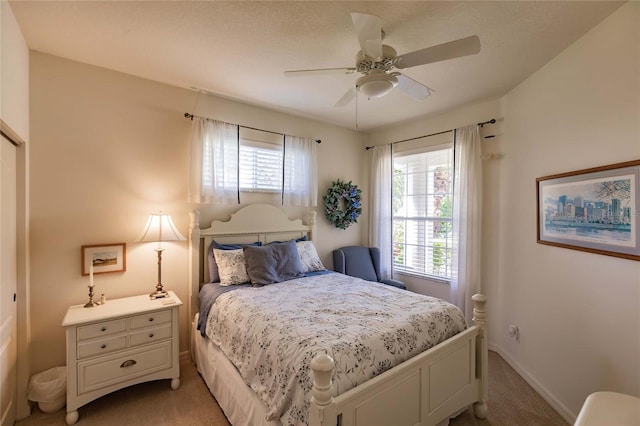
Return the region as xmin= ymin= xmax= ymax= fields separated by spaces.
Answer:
xmin=149 ymin=290 xmax=169 ymax=300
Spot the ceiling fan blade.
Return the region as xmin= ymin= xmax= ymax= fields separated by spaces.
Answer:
xmin=351 ymin=12 xmax=383 ymax=59
xmin=284 ymin=67 xmax=356 ymax=77
xmin=335 ymin=87 xmax=356 ymax=107
xmin=393 ymin=35 xmax=481 ymax=69
xmin=395 ymin=74 xmax=434 ymax=100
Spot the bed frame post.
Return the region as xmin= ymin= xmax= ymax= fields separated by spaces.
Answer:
xmin=309 ymin=354 xmax=337 ymax=426
xmin=305 ymin=210 xmax=317 ymax=241
xmin=472 ymin=293 xmax=488 ymax=419
xmin=188 ymin=210 xmax=200 ymax=360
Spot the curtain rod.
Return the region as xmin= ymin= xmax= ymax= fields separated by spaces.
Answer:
xmin=364 ymin=118 xmax=496 ymax=150
xmin=184 ymin=113 xmax=321 ymax=144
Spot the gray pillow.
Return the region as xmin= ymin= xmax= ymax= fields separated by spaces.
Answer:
xmin=243 ymin=239 xmax=304 ymax=286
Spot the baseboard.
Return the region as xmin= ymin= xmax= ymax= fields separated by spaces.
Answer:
xmin=492 ymin=346 xmax=577 ymax=425
xmin=179 ymin=350 xmax=192 ymax=363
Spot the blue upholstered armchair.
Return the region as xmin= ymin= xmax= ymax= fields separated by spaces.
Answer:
xmin=332 ymin=246 xmax=406 ymax=290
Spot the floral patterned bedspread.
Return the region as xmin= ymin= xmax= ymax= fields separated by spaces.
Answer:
xmin=204 ymin=272 xmax=466 ymax=426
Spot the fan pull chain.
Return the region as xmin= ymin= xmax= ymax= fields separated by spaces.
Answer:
xmin=355 ymin=88 xmax=359 ymax=131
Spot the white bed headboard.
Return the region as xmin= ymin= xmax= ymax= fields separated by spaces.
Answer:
xmin=188 ymin=204 xmax=317 ymax=328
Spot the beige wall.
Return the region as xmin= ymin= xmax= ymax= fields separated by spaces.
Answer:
xmin=1 ymin=1 xmax=29 ymax=137
xmin=29 ymin=52 xmax=366 ymax=375
xmin=365 ymin=2 xmax=639 ymax=422
xmin=496 ymin=1 xmax=640 ymax=420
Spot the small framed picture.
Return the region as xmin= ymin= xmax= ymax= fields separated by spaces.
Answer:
xmin=536 ymin=160 xmax=639 ymax=261
xmin=81 ymin=243 xmax=127 ymax=275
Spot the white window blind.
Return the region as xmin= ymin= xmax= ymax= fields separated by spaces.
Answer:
xmin=239 ymin=128 xmax=283 ymax=193
xmin=393 ymin=140 xmax=454 ymax=280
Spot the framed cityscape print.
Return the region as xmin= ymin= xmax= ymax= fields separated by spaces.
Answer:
xmin=536 ymin=160 xmax=640 ymax=261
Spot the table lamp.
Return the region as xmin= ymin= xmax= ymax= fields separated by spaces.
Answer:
xmin=136 ymin=212 xmax=186 ymax=299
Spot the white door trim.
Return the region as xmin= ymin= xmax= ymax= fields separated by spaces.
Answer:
xmin=0 ymin=119 xmax=30 ymax=420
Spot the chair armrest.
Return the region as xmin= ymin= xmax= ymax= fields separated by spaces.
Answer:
xmin=332 ymin=249 xmax=346 ymax=274
xmin=380 ymin=279 xmax=407 ymax=290
xmin=369 ymin=247 xmax=382 ymax=281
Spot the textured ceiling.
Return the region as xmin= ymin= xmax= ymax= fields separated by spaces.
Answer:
xmin=9 ymin=1 xmax=624 ymax=131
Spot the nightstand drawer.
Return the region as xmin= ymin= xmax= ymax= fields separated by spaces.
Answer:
xmin=78 ymin=341 xmax=172 ymax=394
xmin=130 ymin=310 xmax=171 ymax=329
xmin=77 ymin=335 xmax=127 ymax=359
xmin=77 ymin=319 xmax=126 ymax=341
xmin=130 ymin=323 xmax=172 ymax=347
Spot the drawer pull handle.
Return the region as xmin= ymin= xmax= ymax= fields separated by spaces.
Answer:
xmin=101 ymin=344 xmax=107 ymax=349
xmin=149 ymin=333 xmax=154 ymax=338
xmin=148 ymin=317 xmax=154 ymax=322
xmin=101 ymin=327 xmax=107 ymax=332
xmin=120 ymin=360 xmax=137 ymax=368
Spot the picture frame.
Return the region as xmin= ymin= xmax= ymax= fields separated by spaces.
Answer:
xmin=536 ymin=160 xmax=640 ymax=261
xmin=81 ymin=243 xmax=127 ymax=275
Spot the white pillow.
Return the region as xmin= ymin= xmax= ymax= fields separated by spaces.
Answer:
xmin=296 ymin=241 xmax=325 ymax=273
xmin=213 ymin=248 xmax=250 ymax=286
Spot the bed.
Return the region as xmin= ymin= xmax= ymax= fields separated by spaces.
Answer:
xmin=188 ymin=204 xmax=488 ymax=426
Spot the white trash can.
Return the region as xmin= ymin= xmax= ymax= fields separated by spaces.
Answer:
xmin=27 ymin=366 xmax=66 ymax=413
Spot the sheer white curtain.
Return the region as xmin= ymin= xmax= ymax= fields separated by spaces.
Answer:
xmin=189 ymin=117 xmax=239 ymax=204
xmin=369 ymin=144 xmax=393 ymax=279
xmin=451 ymin=124 xmax=482 ymax=322
xmin=283 ymin=135 xmax=317 ymax=206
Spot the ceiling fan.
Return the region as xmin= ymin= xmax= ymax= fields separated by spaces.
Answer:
xmin=285 ymin=13 xmax=481 ymax=106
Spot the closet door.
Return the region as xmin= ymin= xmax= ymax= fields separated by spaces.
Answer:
xmin=0 ymin=135 xmax=17 ymax=426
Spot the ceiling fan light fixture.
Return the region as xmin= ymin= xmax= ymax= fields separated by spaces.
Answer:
xmin=356 ymin=73 xmax=398 ymax=98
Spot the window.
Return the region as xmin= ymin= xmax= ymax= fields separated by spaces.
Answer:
xmin=239 ymin=128 xmax=283 ymax=193
xmin=393 ymin=143 xmax=453 ymax=280
xmin=189 ymin=117 xmax=317 ymax=206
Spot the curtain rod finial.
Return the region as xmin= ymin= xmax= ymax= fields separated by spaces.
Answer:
xmin=478 ymin=118 xmax=496 ymax=127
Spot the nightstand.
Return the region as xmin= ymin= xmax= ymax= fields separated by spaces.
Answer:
xmin=61 ymin=291 xmax=182 ymax=425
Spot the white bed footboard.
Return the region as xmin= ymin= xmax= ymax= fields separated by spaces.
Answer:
xmin=310 ymin=294 xmax=488 ymax=426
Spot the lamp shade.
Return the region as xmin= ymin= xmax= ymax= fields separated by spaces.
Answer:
xmin=136 ymin=213 xmax=186 ymax=243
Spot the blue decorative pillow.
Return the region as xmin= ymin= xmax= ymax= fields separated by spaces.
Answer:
xmin=207 ymin=240 xmax=261 ymax=283
xmin=242 ymin=239 xmax=304 ymax=286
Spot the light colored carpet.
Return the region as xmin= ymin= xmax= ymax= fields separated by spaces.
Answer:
xmin=449 ymin=351 xmax=568 ymax=426
xmin=17 ymin=351 xmax=568 ymax=425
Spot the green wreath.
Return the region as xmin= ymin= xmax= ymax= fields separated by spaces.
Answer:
xmin=323 ymin=179 xmax=362 ymax=230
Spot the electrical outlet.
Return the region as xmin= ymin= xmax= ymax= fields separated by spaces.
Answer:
xmin=508 ymin=324 xmax=520 ymax=342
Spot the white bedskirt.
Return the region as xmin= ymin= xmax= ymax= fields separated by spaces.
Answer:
xmin=193 ymin=313 xmax=281 ymax=426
